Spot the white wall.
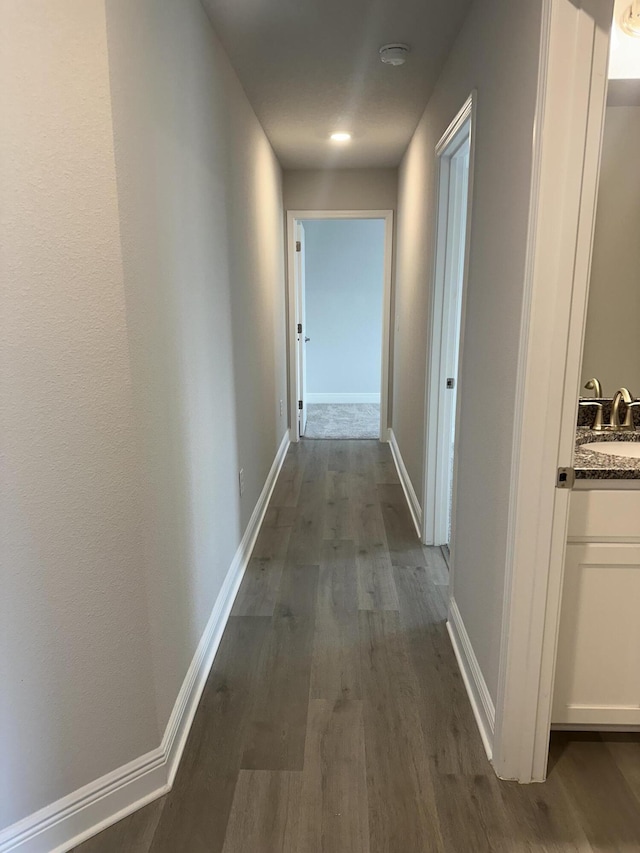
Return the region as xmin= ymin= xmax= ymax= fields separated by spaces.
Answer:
xmin=105 ymin=0 xmax=288 ymax=731
xmin=1 ymin=0 xmax=287 ymax=834
xmin=303 ymin=219 xmax=385 ymax=399
xmin=283 ymin=168 xmax=397 ymax=211
xmin=392 ymin=0 xmax=543 ymax=703
xmin=0 ymin=0 xmax=157 ymax=828
xmin=581 ymin=106 xmax=640 ymax=397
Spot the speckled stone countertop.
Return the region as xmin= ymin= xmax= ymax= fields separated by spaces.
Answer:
xmin=574 ymin=428 xmax=640 ymax=479
xmin=577 ymin=398 xmax=640 ymax=429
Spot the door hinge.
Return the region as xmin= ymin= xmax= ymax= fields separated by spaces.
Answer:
xmin=296 ymin=240 xmax=301 ymax=252
xmin=298 ymin=400 xmax=303 ymax=410
xmin=556 ymin=467 xmax=575 ymax=489
xmin=446 ymin=378 xmax=455 ymax=389
xmin=297 ymin=323 xmax=302 ymax=334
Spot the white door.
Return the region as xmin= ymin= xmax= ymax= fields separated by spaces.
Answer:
xmin=295 ymin=222 xmax=308 ymax=437
xmin=424 ymin=107 xmax=472 ymax=548
xmin=440 ymin=142 xmax=470 ymax=545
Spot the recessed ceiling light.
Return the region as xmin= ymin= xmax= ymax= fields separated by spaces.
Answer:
xmin=622 ymin=0 xmax=640 ymax=36
xmin=379 ymin=43 xmax=410 ymax=66
xmin=330 ymin=132 xmax=352 ymax=142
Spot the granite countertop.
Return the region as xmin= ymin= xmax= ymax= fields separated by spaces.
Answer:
xmin=574 ymin=428 xmax=640 ymax=479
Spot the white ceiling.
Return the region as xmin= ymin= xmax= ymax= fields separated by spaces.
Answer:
xmin=201 ymin=0 xmax=472 ymax=169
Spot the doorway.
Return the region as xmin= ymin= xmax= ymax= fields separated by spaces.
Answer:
xmin=423 ymin=96 xmax=474 ymax=551
xmin=287 ymin=210 xmax=394 ymax=442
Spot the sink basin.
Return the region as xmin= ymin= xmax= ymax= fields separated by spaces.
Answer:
xmin=582 ymin=441 xmax=640 ymax=459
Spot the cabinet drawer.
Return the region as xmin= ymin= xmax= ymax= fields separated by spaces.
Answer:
xmin=568 ymin=490 xmax=640 ymax=541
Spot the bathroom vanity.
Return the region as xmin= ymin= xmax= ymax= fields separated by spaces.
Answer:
xmin=552 ymin=426 xmax=640 ymax=729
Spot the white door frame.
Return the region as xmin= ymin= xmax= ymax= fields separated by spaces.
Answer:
xmin=493 ymin=0 xmax=612 ymax=782
xmin=285 ymin=209 xmax=394 ymax=442
xmin=294 ymin=221 xmax=308 ymax=438
xmin=423 ymin=93 xmax=476 ymax=548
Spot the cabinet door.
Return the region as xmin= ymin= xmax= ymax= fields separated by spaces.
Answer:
xmin=552 ymin=542 xmax=640 ymax=726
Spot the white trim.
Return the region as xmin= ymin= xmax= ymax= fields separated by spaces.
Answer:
xmin=388 ymin=428 xmax=422 ymax=538
xmin=568 ymin=535 xmax=640 ymax=544
xmin=0 ymin=757 xmax=168 ymax=853
xmin=286 ymin=209 xmax=394 ymax=444
xmin=423 ymin=92 xmax=476 ymax=550
xmin=447 ymin=598 xmax=495 ymax=761
xmin=306 ymin=392 xmax=381 ymax=405
xmin=555 ymin=705 xmax=640 ymax=727
xmin=380 ymin=212 xmax=394 ymax=443
xmin=492 ymin=0 xmax=613 ymax=783
xmin=0 ymin=432 xmax=290 ymax=853
xmin=574 ymin=480 xmax=640 ymax=491
xmin=435 ymin=100 xmax=474 ymax=156
xmin=295 ymin=221 xmax=309 ymax=437
xmin=552 ymin=723 xmax=640 ymax=732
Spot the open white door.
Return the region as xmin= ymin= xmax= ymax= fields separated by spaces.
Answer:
xmin=295 ymin=222 xmax=308 ymax=437
xmin=424 ymin=98 xmax=473 ymax=548
xmin=439 ymin=137 xmax=470 ymax=547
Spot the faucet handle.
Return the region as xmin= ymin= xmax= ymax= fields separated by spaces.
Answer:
xmin=584 ymin=377 xmax=603 ymax=397
xmin=579 ymin=400 xmax=604 ymax=431
xmin=625 ymin=400 xmax=640 ymax=430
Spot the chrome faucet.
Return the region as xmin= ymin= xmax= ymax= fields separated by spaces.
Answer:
xmin=610 ymin=387 xmax=640 ymax=431
xmin=584 ymin=377 xmax=603 ymax=397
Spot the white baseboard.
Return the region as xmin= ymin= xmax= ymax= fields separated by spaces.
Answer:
xmin=387 ymin=428 xmax=422 ymax=538
xmin=0 ymin=752 xmax=169 ymax=853
xmin=0 ymin=431 xmax=291 ymax=853
xmin=306 ymin=392 xmax=381 ymax=405
xmin=161 ymin=429 xmax=289 ymax=790
xmin=447 ymin=597 xmax=495 ymax=761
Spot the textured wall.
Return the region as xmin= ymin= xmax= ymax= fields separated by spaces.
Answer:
xmin=283 ymin=169 xmax=397 ymax=211
xmin=581 ymin=106 xmax=640 ymax=398
xmin=0 ymin=0 xmax=157 ymax=827
xmin=104 ymin=0 xmax=288 ymax=736
xmin=2 ymin=0 xmax=287 ymax=831
xmin=392 ymin=0 xmax=543 ymax=701
xmin=303 ymin=219 xmax=385 ymax=395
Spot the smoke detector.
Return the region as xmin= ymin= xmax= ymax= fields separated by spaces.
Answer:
xmin=379 ymin=43 xmax=410 ymax=66
xmin=622 ymin=0 xmax=640 ymax=36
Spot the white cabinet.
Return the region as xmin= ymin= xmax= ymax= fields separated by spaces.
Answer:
xmin=552 ymin=490 xmax=640 ymax=728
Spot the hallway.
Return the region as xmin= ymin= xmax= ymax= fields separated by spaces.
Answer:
xmin=74 ymin=440 xmax=640 ymax=852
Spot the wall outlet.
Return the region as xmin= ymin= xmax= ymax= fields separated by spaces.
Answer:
xmin=239 ymin=468 xmax=245 ymax=497
xmin=279 ymin=399 xmax=283 ymax=417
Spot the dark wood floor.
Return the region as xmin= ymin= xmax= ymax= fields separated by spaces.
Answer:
xmin=75 ymin=440 xmax=640 ymax=852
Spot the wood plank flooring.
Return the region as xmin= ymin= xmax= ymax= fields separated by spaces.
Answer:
xmin=74 ymin=440 xmax=640 ymax=853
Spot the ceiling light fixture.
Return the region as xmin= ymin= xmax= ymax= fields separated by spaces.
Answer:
xmin=330 ymin=131 xmax=352 ymax=142
xmin=379 ymin=43 xmax=410 ymax=66
xmin=622 ymin=0 xmax=640 ymax=36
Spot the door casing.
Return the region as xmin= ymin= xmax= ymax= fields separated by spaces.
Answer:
xmin=492 ymin=0 xmax=612 ymax=782
xmin=294 ymin=221 xmax=308 ymax=438
xmin=285 ymin=209 xmax=394 ymax=443
xmin=423 ymin=93 xmax=476 ymax=550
